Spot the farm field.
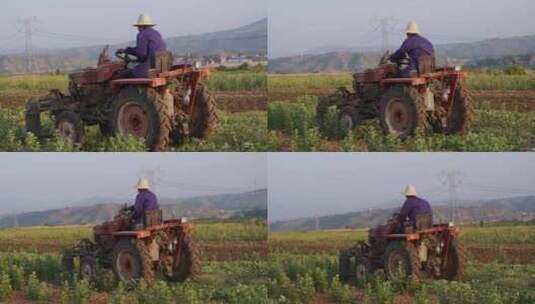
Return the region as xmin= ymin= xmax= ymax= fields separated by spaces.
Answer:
xmin=0 ymin=68 xmax=270 ymax=152
xmin=267 ymin=71 xmax=535 ymax=152
xmin=267 ymin=224 xmax=535 ymax=303
xmin=0 ymin=219 xmax=268 ymax=303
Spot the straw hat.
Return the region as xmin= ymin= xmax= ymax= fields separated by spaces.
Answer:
xmin=134 ymin=14 xmax=156 ymax=27
xmin=136 ymin=178 xmax=151 ymax=190
xmin=404 ymin=184 xmax=417 ymax=196
xmin=405 ymin=21 xmax=421 ymax=35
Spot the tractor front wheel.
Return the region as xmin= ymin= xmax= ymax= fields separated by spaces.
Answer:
xmin=378 ymin=86 xmax=428 ymax=139
xmin=338 ymin=106 xmax=359 ymax=134
xmin=355 ymin=256 xmax=372 ymax=285
xmin=61 ymin=249 xmax=74 ymax=272
xmin=338 ymin=249 xmax=353 ymax=282
xmin=112 ymin=87 xmax=172 ymax=151
xmin=25 ymin=99 xmax=42 ymax=137
xmin=79 ymin=257 xmax=97 ymax=281
xmin=170 ymin=235 xmax=200 ymax=282
xmin=55 ymin=111 xmax=85 ymax=144
xmin=190 ymin=84 xmax=218 ymax=139
xmin=384 ymin=241 xmax=421 ymax=283
xmin=112 ymin=239 xmax=154 ymax=283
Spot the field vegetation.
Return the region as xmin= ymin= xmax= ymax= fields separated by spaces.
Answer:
xmin=267 ymin=68 xmax=535 ymax=152
xmin=0 ymin=219 xmax=268 ymax=303
xmin=0 ymin=67 xmax=270 ymax=152
xmin=268 ymin=224 xmax=535 ymax=303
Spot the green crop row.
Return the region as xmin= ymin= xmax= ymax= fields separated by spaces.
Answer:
xmin=0 ymin=252 xmax=270 ymax=304
xmin=0 ymin=70 xmax=266 ymax=96
xmin=269 ymin=225 xmax=535 ymax=248
xmin=0 ymin=221 xmax=267 ymax=254
xmin=267 ymin=96 xmax=535 ymax=152
xmin=0 ymin=109 xmax=271 ymax=152
xmin=206 ymin=71 xmax=267 ymax=91
xmin=265 ymin=253 xmax=535 ymax=304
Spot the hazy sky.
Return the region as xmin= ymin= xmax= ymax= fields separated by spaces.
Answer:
xmin=0 ymin=153 xmax=267 ymax=214
xmin=0 ymin=0 xmax=266 ymax=53
xmin=269 ymin=0 xmax=535 ymax=58
xmin=268 ymin=153 xmax=535 ymax=222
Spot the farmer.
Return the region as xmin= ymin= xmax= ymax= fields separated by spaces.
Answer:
xmin=397 ymin=184 xmax=433 ymax=231
xmin=389 ymin=21 xmax=435 ymax=78
xmin=116 ymin=14 xmax=167 ymax=78
xmin=132 ymin=178 xmax=160 ymax=226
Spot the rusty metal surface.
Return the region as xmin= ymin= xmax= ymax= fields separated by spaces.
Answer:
xmin=381 ymin=77 xmax=427 ymax=86
xmin=110 ymin=78 xmax=167 ymax=89
xmin=97 ymin=62 xmax=126 ymax=82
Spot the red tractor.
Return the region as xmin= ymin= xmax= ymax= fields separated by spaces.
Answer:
xmin=317 ymin=52 xmax=474 ymax=139
xmin=339 ymin=214 xmax=466 ymax=283
xmin=25 ymin=46 xmax=217 ymax=151
xmin=62 ymin=206 xmax=199 ymax=283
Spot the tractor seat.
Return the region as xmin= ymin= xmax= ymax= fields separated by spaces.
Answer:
xmin=417 ymin=55 xmax=435 ymax=75
xmin=415 ymin=214 xmax=433 ymax=231
xmin=144 ymin=209 xmax=163 ymax=227
xmin=150 ymin=51 xmax=174 ymax=75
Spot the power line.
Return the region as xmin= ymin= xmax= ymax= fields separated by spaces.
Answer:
xmin=17 ymin=17 xmax=38 ymax=73
xmin=373 ymin=17 xmax=397 ymax=52
xmin=441 ymin=170 xmax=461 ymax=224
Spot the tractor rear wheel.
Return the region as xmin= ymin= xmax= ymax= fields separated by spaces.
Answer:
xmin=379 ymin=86 xmax=428 ymax=139
xmin=112 ymin=87 xmax=172 ymax=151
xmin=190 ymin=84 xmax=218 ymax=139
xmin=170 ymin=235 xmax=200 ymax=282
xmin=384 ymin=241 xmax=421 ymax=283
xmin=338 ymin=249 xmax=353 ymax=282
xmin=112 ymin=239 xmax=154 ymax=283
xmin=441 ymin=241 xmax=466 ymax=280
xmin=55 ymin=111 xmax=85 ymax=144
xmin=447 ymin=85 xmax=474 ymax=134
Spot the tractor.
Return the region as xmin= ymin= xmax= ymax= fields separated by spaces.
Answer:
xmin=338 ymin=214 xmax=466 ymax=284
xmin=316 ymin=52 xmax=474 ymax=139
xmin=61 ymin=206 xmax=199 ymax=283
xmin=25 ymin=46 xmax=218 ymax=151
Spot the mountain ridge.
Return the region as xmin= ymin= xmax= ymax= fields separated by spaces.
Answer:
xmin=270 ymin=34 xmax=535 ymax=73
xmin=0 ymin=189 xmax=267 ymax=228
xmin=270 ymin=196 xmax=535 ymax=232
xmin=0 ymin=18 xmax=267 ymax=74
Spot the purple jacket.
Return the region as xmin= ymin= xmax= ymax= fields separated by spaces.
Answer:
xmin=399 ymin=196 xmax=432 ymax=224
xmin=389 ymin=34 xmax=434 ymax=74
xmin=133 ymin=190 xmax=159 ymax=221
xmin=125 ymin=27 xmax=167 ymax=78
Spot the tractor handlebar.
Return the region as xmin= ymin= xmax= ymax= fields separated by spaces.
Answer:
xmin=115 ymin=204 xmax=134 ymax=220
xmin=115 ymin=50 xmax=137 ymax=64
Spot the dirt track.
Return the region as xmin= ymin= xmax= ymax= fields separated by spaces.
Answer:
xmin=269 ymin=89 xmax=535 ymax=112
xmin=214 ymin=90 xmax=267 ymax=112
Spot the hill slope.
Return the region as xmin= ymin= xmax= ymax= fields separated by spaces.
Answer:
xmin=0 ymin=189 xmax=267 ymax=228
xmin=270 ymin=35 xmax=535 ymax=73
xmin=0 ymin=18 xmax=267 ymax=74
xmin=270 ymin=196 xmax=535 ymax=232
